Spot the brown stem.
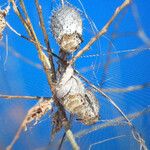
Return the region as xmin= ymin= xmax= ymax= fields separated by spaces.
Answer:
xmin=69 ymin=0 xmax=131 ymax=65
xmin=0 ymin=94 xmax=51 ymax=101
xmin=35 ymin=0 xmax=56 ymax=81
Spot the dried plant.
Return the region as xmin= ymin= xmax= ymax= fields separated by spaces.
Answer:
xmin=0 ymin=0 xmax=149 ymax=150
xmin=0 ymin=5 xmax=10 ymax=39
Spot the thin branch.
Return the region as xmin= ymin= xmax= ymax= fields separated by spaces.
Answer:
xmin=35 ymin=0 xmax=56 ymax=81
xmin=69 ymin=0 xmax=131 ymax=65
xmin=58 ymin=132 xmax=66 ymax=150
xmin=19 ymin=0 xmax=29 ymax=19
xmin=66 ymin=130 xmax=80 ymax=150
xmin=89 ymin=135 xmax=126 ymax=150
xmin=6 ymin=21 xmax=33 ymax=43
xmin=0 ymin=94 xmax=51 ymax=101
xmin=58 ymin=114 xmax=74 ymax=150
xmin=74 ymin=106 xmax=150 ymax=139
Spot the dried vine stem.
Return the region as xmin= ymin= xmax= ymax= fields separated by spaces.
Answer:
xmin=69 ymin=0 xmax=131 ymax=65
xmin=66 ymin=130 xmax=80 ymax=150
xmin=35 ymin=0 xmax=56 ymax=81
xmin=8 ymin=0 xmax=78 ymax=150
xmin=0 ymin=94 xmax=51 ymax=101
xmin=89 ymin=135 xmax=126 ymax=150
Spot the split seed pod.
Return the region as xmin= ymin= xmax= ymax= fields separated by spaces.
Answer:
xmin=50 ymin=5 xmax=83 ymax=53
xmin=55 ymin=66 xmax=100 ymax=125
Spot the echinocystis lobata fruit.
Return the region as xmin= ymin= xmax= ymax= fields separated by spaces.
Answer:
xmin=55 ymin=66 xmax=100 ymax=125
xmin=50 ymin=5 xmax=83 ymax=53
xmin=0 ymin=6 xmax=10 ymax=40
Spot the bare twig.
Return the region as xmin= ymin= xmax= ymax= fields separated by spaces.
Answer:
xmin=58 ymin=132 xmax=66 ymax=150
xmin=6 ymin=21 xmax=34 ymax=43
xmin=89 ymin=135 xmax=126 ymax=150
xmin=58 ymin=114 xmax=74 ymax=150
xmin=66 ymin=130 xmax=80 ymax=150
xmin=69 ymin=0 xmax=131 ymax=65
xmin=35 ymin=0 xmax=56 ymax=81
xmin=16 ymin=0 xmax=56 ymax=88
xmin=0 ymin=94 xmax=51 ymax=101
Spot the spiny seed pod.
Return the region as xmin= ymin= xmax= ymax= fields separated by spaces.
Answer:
xmin=55 ymin=66 xmax=100 ymax=125
xmin=50 ymin=5 xmax=83 ymax=53
xmin=0 ymin=6 xmax=10 ymax=40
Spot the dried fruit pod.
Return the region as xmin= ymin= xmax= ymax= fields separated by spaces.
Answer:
xmin=55 ymin=65 xmax=85 ymax=99
xmin=55 ymin=66 xmax=100 ymax=125
xmin=63 ymin=89 xmax=99 ymax=125
xmin=0 ymin=11 xmax=6 ymax=39
xmin=0 ymin=6 xmax=10 ymax=40
xmin=50 ymin=5 xmax=83 ymax=53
